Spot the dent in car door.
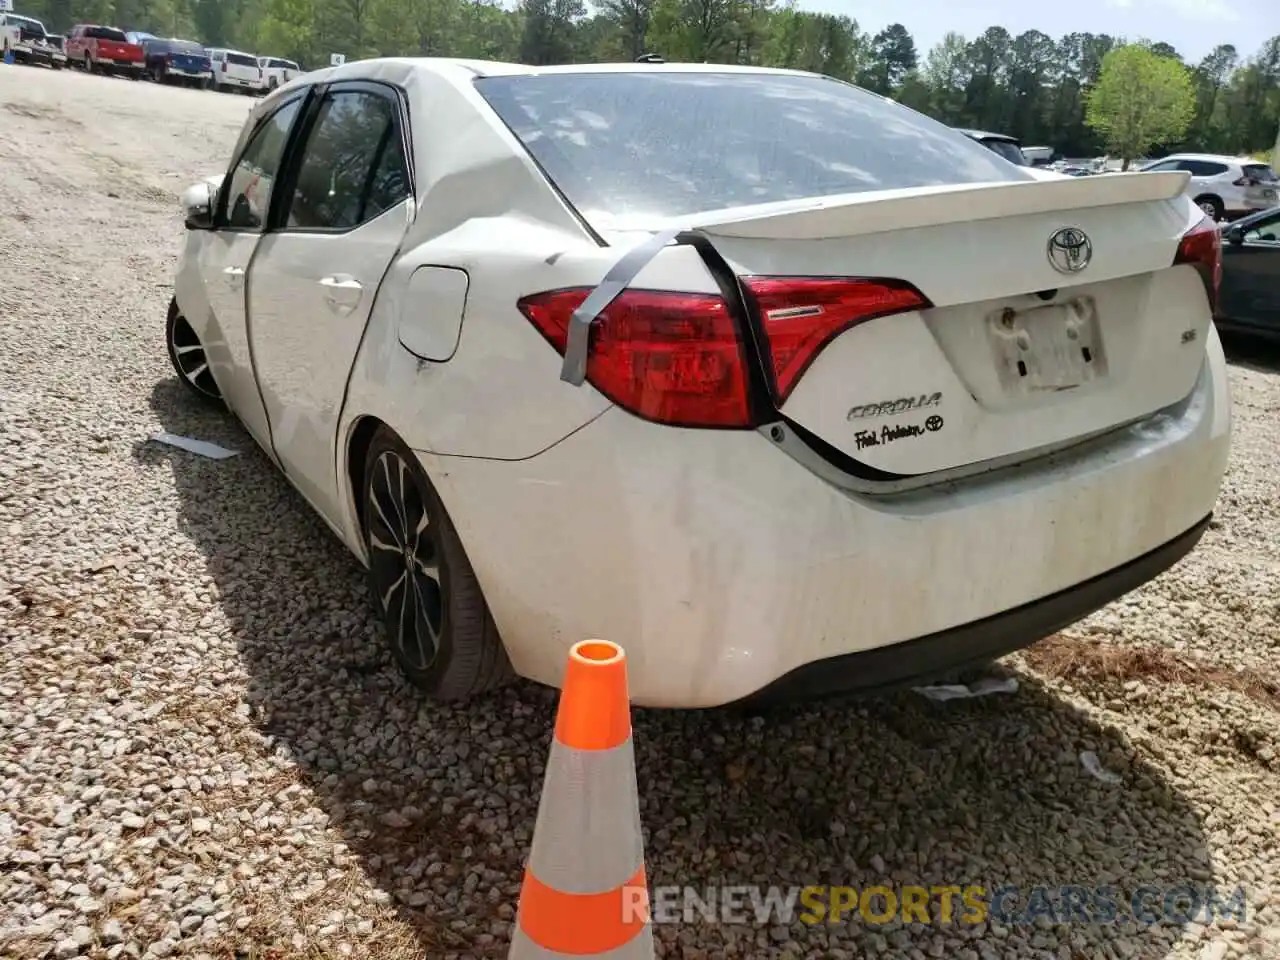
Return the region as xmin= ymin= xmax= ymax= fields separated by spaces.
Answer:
xmin=248 ymin=81 xmax=414 ymax=526
xmin=196 ymin=93 xmax=308 ymax=456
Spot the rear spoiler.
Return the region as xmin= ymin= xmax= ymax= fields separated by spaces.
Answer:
xmin=669 ymin=171 xmax=1192 ymax=242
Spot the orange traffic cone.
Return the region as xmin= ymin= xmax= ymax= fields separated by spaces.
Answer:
xmin=509 ymin=640 xmax=655 ymax=959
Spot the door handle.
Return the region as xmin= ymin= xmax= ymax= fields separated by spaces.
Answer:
xmin=223 ymin=265 xmax=245 ymax=288
xmin=318 ymin=275 xmax=363 ymax=313
xmin=318 ymin=275 xmax=361 ymax=293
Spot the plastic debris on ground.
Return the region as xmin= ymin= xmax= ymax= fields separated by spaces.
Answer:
xmin=1080 ymin=750 xmax=1123 ymax=784
xmin=913 ymin=676 xmax=1019 ymax=702
xmin=150 ymin=432 xmax=239 ymax=459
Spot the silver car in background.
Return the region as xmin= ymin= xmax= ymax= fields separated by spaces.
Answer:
xmin=1139 ymin=153 xmax=1279 ymax=222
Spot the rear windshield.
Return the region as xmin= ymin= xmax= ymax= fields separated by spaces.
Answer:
xmin=13 ymin=16 xmax=44 ymax=32
xmin=167 ymin=40 xmax=205 ymax=55
xmin=228 ymin=52 xmax=257 ymax=67
xmin=1243 ymin=164 xmax=1278 ymax=182
xmin=88 ymin=27 xmax=128 ymax=41
xmin=980 ymin=138 xmax=1028 ymax=166
xmin=475 ymin=71 xmax=1030 ymax=227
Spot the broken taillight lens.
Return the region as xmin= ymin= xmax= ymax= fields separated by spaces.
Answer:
xmin=741 ymin=277 xmax=932 ymax=404
xmin=517 ymin=288 xmax=754 ymax=428
xmin=1173 ymin=213 xmax=1222 ymax=314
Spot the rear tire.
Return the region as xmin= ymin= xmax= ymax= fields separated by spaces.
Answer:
xmin=1196 ymin=195 xmax=1225 ymax=221
xmin=361 ymin=427 xmax=514 ymax=701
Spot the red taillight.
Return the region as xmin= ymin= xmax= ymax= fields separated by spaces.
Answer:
xmin=741 ymin=277 xmax=931 ymax=404
xmin=517 ymin=288 xmax=753 ymax=428
xmin=258 ymin=67 xmax=263 ymax=79
xmin=1173 ymin=214 xmax=1222 ymax=313
xmin=221 ymin=61 xmax=227 ymax=72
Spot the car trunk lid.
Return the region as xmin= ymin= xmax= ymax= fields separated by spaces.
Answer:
xmin=674 ymin=171 xmax=1214 ymax=478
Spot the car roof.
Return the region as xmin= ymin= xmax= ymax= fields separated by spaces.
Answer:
xmin=307 ymin=57 xmax=860 ymax=83
xmin=1159 ymin=153 xmax=1257 ymax=165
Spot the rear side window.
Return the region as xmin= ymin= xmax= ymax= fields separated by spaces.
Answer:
xmin=1182 ymin=161 xmax=1228 ymax=176
xmin=475 ymin=71 xmax=1030 ymax=228
xmin=285 ymin=90 xmax=409 ymax=231
xmin=88 ymin=27 xmax=128 ymax=41
xmin=1243 ymin=164 xmax=1278 ymax=183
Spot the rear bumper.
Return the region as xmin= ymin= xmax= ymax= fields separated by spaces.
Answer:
xmin=424 ymin=329 xmax=1231 ymax=709
xmin=749 ymin=511 xmax=1211 ymax=703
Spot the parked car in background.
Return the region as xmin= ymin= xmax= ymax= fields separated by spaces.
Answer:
xmin=957 ymin=128 xmax=1028 ymax=166
xmin=66 ymin=24 xmax=144 ymax=77
xmin=208 ymin=47 xmax=263 ymax=94
xmin=1022 ymin=145 xmax=1054 ymax=166
xmin=166 ymin=59 xmax=1229 ymax=708
xmin=142 ymin=37 xmax=212 ymax=87
xmin=1139 ymin=154 xmax=1279 ymax=221
xmin=1215 ymin=205 xmax=1280 ymax=341
xmin=1 ymin=12 xmax=64 ymax=68
xmin=258 ymin=56 xmax=301 ymax=90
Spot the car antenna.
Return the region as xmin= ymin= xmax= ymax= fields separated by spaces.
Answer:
xmin=634 ymin=53 xmax=664 ymax=63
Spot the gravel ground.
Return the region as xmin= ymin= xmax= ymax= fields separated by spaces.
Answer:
xmin=2 ymin=66 xmax=1279 ymax=960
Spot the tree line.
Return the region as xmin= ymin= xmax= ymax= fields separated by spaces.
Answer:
xmin=18 ymin=0 xmax=1280 ymax=159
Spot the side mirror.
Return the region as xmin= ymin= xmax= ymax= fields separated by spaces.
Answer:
xmin=1223 ymin=224 xmax=1244 ymax=246
xmin=181 ymin=181 xmax=216 ymax=230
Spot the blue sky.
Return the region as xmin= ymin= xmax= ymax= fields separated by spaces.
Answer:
xmin=826 ymin=0 xmax=1279 ymax=65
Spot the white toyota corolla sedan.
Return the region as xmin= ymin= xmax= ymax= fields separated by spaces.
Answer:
xmin=167 ymin=57 xmax=1231 ymax=708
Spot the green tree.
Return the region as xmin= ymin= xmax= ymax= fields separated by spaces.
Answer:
xmin=1086 ymin=43 xmax=1195 ymax=169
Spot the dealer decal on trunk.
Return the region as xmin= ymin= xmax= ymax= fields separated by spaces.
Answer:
xmin=854 ymin=415 xmax=944 ymax=450
xmin=846 ymin=392 xmax=942 ymax=421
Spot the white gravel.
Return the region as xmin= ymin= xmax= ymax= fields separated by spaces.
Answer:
xmin=2 ymin=66 xmax=1279 ymax=960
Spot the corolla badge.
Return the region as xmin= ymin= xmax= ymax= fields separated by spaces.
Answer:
xmin=1047 ymin=227 xmax=1092 ymax=274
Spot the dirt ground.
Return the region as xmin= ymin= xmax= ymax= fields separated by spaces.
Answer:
xmin=2 ymin=65 xmax=1280 ymax=960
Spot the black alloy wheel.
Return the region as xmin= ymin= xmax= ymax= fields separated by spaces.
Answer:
xmin=361 ymin=427 xmax=513 ymax=700
xmin=165 ymin=299 xmax=222 ymax=404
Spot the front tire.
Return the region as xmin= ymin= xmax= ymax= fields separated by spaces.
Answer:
xmin=165 ymin=299 xmax=222 ymax=404
xmin=361 ymin=427 xmax=513 ymax=700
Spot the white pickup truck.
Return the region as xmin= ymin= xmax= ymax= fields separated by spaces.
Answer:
xmin=1 ymin=12 xmax=67 ymax=68
xmin=258 ymin=56 xmax=301 ymax=91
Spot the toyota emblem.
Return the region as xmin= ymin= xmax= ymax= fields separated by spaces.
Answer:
xmin=1047 ymin=227 xmax=1092 ymax=274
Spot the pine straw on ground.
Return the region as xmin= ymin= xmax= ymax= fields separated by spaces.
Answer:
xmin=1022 ymin=634 xmax=1280 ymax=712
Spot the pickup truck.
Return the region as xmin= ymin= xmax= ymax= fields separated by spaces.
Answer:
xmin=1 ymin=12 xmax=66 ymax=68
xmin=66 ymin=23 xmax=144 ymax=78
xmin=258 ymin=56 xmax=302 ymax=91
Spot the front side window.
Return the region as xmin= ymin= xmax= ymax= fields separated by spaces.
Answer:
xmin=223 ymin=98 xmax=304 ymax=230
xmin=1244 ymin=212 xmax=1280 ymax=243
xmin=285 ymin=90 xmax=409 ymax=231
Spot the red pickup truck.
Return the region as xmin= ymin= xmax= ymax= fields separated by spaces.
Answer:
xmin=65 ymin=24 xmax=143 ymax=77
